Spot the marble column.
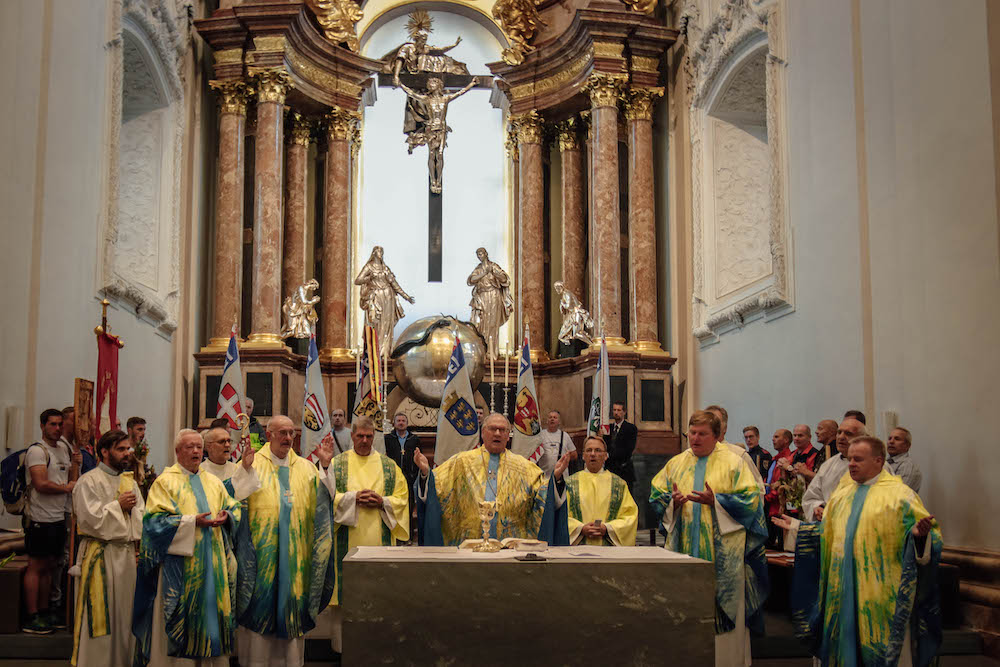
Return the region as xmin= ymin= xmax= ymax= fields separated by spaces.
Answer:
xmin=625 ymin=86 xmax=667 ymax=354
xmin=515 ymin=110 xmax=546 ymax=359
xmin=247 ymin=68 xmax=291 ymax=346
xmin=506 ymin=123 xmax=521 ymax=348
xmin=320 ymin=108 xmax=358 ymax=361
xmin=282 ymin=112 xmax=311 ymax=307
xmin=207 ymin=79 xmax=250 ymax=347
xmin=556 ymin=117 xmax=586 ymax=301
xmin=585 ymin=73 xmax=625 ymax=343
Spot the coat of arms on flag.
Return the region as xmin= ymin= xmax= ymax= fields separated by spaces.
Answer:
xmin=513 ymin=387 xmax=540 ymax=436
xmin=302 ymin=333 xmax=332 ymax=461
xmin=443 ymin=391 xmax=478 ymax=436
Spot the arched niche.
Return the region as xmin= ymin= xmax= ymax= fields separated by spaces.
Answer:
xmin=100 ymin=7 xmax=186 ymax=336
xmin=685 ymin=0 xmax=793 ymax=344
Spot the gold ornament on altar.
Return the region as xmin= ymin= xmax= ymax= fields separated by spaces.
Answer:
xmin=554 ymin=281 xmax=594 ymax=346
xmin=280 ymin=279 xmax=320 ymax=339
xmin=305 ymin=0 xmax=364 ymax=52
xmin=471 ymin=500 xmax=502 ymax=552
xmin=492 ymin=0 xmax=545 ymax=65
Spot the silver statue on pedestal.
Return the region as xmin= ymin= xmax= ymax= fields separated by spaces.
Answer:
xmin=554 ymin=280 xmax=594 ymax=346
xmin=355 ymin=246 xmax=414 ymax=356
xmin=467 ymin=247 xmax=513 ymax=359
xmin=280 ymin=279 xmax=320 ymax=339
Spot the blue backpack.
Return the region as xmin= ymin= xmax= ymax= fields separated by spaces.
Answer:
xmin=1 ymin=443 xmax=45 ymax=515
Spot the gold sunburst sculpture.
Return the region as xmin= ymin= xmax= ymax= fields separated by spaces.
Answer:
xmin=407 ymin=9 xmax=434 ymax=39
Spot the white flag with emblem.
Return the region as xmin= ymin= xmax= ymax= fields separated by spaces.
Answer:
xmin=587 ymin=337 xmax=611 ymax=436
xmin=302 ymin=333 xmax=333 ymax=461
xmin=511 ymin=326 xmax=542 ymax=459
xmin=434 ymin=333 xmax=480 ymax=464
xmin=216 ymin=325 xmax=249 ymax=460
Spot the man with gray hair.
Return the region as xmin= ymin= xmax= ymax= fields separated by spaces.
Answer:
xmin=886 ymin=426 xmax=922 ymax=492
xmin=132 ymin=428 xmax=243 ymax=667
xmin=413 ymin=413 xmax=572 ymax=546
xmin=199 ymin=427 xmax=260 ymax=500
xmin=801 ymin=417 xmax=866 ymax=522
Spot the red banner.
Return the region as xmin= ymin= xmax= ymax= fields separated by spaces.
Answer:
xmin=94 ymin=332 xmax=120 ymax=438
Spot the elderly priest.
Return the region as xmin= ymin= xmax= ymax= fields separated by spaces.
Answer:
xmin=132 ymin=429 xmax=242 ymax=667
xmin=414 ymin=412 xmax=571 ymax=545
xmin=566 ymin=436 xmax=637 ymax=546
xmin=650 ymin=410 xmax=769 ymax=667
xmin=774 ymin=435 xmax=942 ymax=666
xmin=198 ymin=426 xmax=259 ymax=499
xmin=234 ymin=415 xmax=337 ymax=667
xmin=71 ymin=430 xmax=144 ymax=667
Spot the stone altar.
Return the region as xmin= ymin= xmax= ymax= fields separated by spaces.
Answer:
xmin=342 ymin=546 xmax=715 ymax=666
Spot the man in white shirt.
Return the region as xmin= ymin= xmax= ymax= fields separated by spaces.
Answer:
xmin=535 ymin=410 xmax=578 ymax=477
xmin=22 ymin=408 xmax=80 ymax=635
xmin=330 ymin=409 xmax=351 ymax=455
xmin=801 ymin=417 xmax=866 ymax=522
xmin=886 ymin=427 xmax=922 ymax=493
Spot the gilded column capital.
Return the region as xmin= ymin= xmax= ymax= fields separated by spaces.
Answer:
xmin=623 ymin=86 xmax=664 ymax=122
xmin=505 ymin=123 xmax=520 ymax=161
xmin=286 ymin=111 xmax=313 ymax=146
xmin=248 ymin=67 xmax=292 ymax=105
xmin=512 ymin=110 xmax=544 ymax=145
xmin=584 ymin=73 xmax=626 ymax=109
xmin=349 ymin=121 xmax=362 ymax=159
xmin=555 ymin=117 xmax=582 ymax=152
xmin=324 ymin=106 xmax=360 ymax=142
xmin=579 ymin=110 xmax=592 ymax=142
xmin=209 ymin=79 xmax=251 ymax=116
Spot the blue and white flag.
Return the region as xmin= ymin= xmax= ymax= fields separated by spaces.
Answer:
xmin=587 ymin=336 xmax=611 ymax=436
xmin=435 ymin=333 xmax=480 ymax=464
xmin=511 ymin=326 xmax=542 ymax=459
xmin=302 ymin=333 xmax=332 ymax=461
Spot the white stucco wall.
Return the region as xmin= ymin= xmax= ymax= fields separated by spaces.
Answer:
xmin=691 ymin=0 xmax=1000 ymax=550
xmin=0 ymin=0 xmax=207 ymax=474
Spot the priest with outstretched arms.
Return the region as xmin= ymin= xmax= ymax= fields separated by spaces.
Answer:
xmin=414 ymin=413 xmax=571 ymax=546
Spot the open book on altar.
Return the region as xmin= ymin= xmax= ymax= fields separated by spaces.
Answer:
xmin=457 ymin=538 xmax=548 ymax=551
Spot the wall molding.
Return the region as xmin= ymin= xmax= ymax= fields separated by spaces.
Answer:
xmin=680 ymin=0 xmax=794 ymax=344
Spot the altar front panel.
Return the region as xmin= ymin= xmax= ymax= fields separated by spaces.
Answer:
xmin=342 ymin=546 xmax=715 ymax=666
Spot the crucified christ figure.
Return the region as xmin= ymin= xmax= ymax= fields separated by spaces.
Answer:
xmin=398 ymin=76 xmax=480 ymax=194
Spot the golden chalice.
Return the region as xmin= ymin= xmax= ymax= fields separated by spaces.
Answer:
xmin=472 ymin=500 xmax=502 ymax=552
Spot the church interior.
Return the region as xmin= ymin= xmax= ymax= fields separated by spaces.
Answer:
xmin=2 ymin=0 xmax=1000 ymax=664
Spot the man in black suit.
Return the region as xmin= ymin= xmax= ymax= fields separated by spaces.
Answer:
xmin=604 ymin=401 xmax=638 ymax=497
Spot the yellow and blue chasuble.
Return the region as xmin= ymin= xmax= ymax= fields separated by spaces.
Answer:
xmin=566 ymin=468 xmax=638 ymax=546
xmin=234 ymin=448 xmax=335 ymax=641
xmin=417 ymin=447 xmax=568 ymax=546
xmin=330 ymin=450 xmax=409 ymax=604
xmin=650 ymin=443 xmax=769 ymax=634
xmin=789 ymin=470 xmax=942 ymax=666
xmin=132 ymin=465 xmax=243 ymax=667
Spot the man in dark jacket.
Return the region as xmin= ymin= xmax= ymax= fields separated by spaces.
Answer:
xmin=385 ymin=412 xmax=421 ymax=527
xmin=604 ymin=401 xmax=637 ymax=497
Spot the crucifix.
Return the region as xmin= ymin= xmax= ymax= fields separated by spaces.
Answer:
xmin=377 ymin=10 xmax=493 ymax=282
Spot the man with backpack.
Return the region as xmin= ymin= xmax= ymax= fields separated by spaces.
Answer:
xmin=21 ymin=408 xmax=80 ymax=634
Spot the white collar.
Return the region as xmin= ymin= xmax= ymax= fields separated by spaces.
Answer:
xmin=98 ymin=462 xmax=120 ymax=476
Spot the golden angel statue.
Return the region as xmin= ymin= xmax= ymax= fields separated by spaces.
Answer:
xmin=280 ymin=279 xmax=320 ymax=339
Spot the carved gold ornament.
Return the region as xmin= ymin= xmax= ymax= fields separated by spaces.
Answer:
xmin=209 ymin=79 xmax=251 ymax=115
xmin=325 ymin=106 xmax=360 ymax=141
xmin=285 ymin=49 xmax=362 ymax=98
xmin=505 ymin=123 xmax=519 ymax=161
xmin=305 ymin=0 xmax=364 ymax=52
xmin=623 ymin=86 xmax=664 ymax=121
xmin=584 ymin=72 xmax=626 ymax=109
xmin=249 ymin=67 xmax=292 ymax=104
xmin=349 ymin=121 xmax=362 ymax=159
xmin=214 ymin=48 xmax=243 ymax=65
xmin=593 ymin=41 xmax=625 ymax=60
xmin=555 ymin=117 xmax=581 ymax=152
xmin=492 ymin=0 xmax=545 ymax=65
xmin=509 ymin=48 xmax=592 ymax=101
xmin=288 ymin=111 xmax=313 ymax=146
xmin=512 ymin=109 xmax=544 ymax=145
xmin=632 ymin=55 xmax=660 ymax=75
xmin=622 ymin=0 xmax=657 ymax=15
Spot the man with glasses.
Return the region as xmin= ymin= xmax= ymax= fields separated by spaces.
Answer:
xmin=565 ymin=437 xmax=637 ymax=546
xmin=413 ymin=413 xmax=572 ymax=546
